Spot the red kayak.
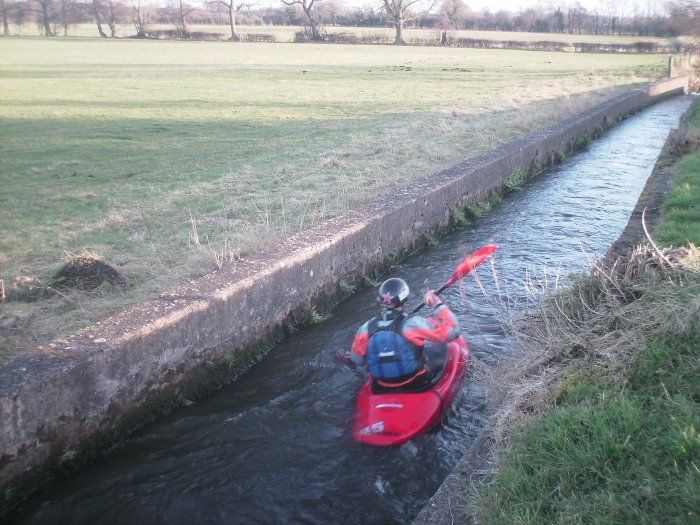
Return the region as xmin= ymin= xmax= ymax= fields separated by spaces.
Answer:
xmin=352 ymin=338 xmax=469 ymax=446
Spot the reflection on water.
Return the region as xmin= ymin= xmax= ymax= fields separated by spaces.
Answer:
xmin=8 ymin=96 xmax=692 ymax=525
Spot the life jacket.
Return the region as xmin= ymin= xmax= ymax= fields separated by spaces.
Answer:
xmin=366 ymin=315 xmax=422 ymax=380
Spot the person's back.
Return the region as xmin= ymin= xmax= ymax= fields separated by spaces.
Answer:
xmin=363 ymin=309 xmax=422 ymax=386
xmin=350 ymin=278 xmax=460 ymax=390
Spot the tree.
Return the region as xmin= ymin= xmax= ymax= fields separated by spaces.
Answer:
xmin=574 ymin=3 xmax=586 ymax=34
xmin=280 ymin=0 xmax=323 ymax=41
xmin=35 ymin=0 xmax=55 ymax=35
xmin=667 ymin=0 xmax=700 ymax=36
xmin=103 ymin=0 xmax=123 ymax=37
xmin=55 ymin=0 xmax=80 ymax=35
xmin=205 ymin=0 xmax=256 ymax=40
xmin=382 ymin=0 xmax=437 ymax=45
xmin=0 ymin=0 xmax=12 ymax=34
xmin=599 ymin=0 xmax=618 ymax=34
xmin=514 ymin=7 xmax=544 ymax=32
xmin=129 ymin=0 xmax=152 ymax=37
xmin=5 ymin=0 xmax=30 ymax=31
xmin=494 ymin=9 xmax=512 ymax=31
xmin=172 ymin=0 xmax=195 ymax=38
xmin=438 ymin=0 xmax=465 ymax=30
xmin=552 ymin=7 xmax=564 ymax=33
xmin=84 ymin=0 xmax=108 ymax=37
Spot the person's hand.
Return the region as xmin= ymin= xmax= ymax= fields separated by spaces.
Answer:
xmin=423 ymin=290 xmax=442 ymax=309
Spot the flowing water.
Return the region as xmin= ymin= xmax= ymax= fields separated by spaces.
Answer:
xmin=7 ymin=95 xmax=693 ymax=525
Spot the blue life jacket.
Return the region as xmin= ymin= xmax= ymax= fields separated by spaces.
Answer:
xmin=366 ymin=315 xmax=421 ymax=380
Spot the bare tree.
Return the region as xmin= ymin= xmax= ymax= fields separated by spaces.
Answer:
xmin=667 ymin=0 xmax=700 ymax=36
xmin=615 ymin=0 xmax=628 ymax=34
xmin=55 ymin=0 xmax=79 ymax=35
xmin=642 ymin=0 xmax=657 ymax=35
xmin=514 ymin=7 xmax=543 ymax=32
xmin=172 ymin=0 xmax=195 ymax=38
xmin=598 ymin=0 xmax=618 ymax=34
xmin=84 ymin=0 xmax=108 ymax=37
xmin=7 ymin=0 xmax=31 ymax=31
xmin=205 ymin=0 xmax=256 ymax=40
xmin=35 ymin=0 xmax=55 ymax=35
xmin=129 ymin=0 xmax=152 ymax=36
xmin=494 ymin=9 xmax=512 ymax=31
xmin=103 ymin=0 xmax=119 ymax=36
xmin=438 ymin=0 xmax=466 ymax=30
xmin=551 ymin=6 xmax=564 ymax=33
xmin=321 ymin=0 xmax=338 ymax=25
xmin=574 ymin=2 xmax=586 ymax=34
xmin=280 ymin=0 xmax=323 ymax=41
xmin=382 ymin=0 xmax=436 ymax=45
xmin=0 ymin=0 xmax=11 ymax=34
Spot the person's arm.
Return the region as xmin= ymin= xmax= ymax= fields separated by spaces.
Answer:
xmin=402 ymin=290 xmax=460 ymax=346
xmin=349 ymin=322 xmax=370 ymax=366
xmin=431 ymin=304 xmax=460 ymax=341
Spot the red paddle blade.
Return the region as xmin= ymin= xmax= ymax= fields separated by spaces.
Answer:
xmin=446 ymin=244 xmax=498 ymax=286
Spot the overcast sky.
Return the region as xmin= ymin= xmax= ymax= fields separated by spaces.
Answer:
xmin=338 ymin=0 xmax=607 ymax=11
xmin=252 ymin=0 xmax=667 ymax=17
xmin=468 ymin=1 xmax=598 ymax=11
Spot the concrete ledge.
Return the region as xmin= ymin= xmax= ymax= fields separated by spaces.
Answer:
xmin=0 ymin=76 xmax=688 ymax=499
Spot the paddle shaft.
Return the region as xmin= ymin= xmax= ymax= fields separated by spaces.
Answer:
xmin=411 ymin=244 xmax=497 ymax=314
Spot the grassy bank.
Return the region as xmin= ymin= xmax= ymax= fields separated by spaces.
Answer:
xmin=0 ymin=37 xmax=667 ymax=360
xmin=656 ymin=100 xmax=700 ymax=247
xmin=474 ymin=99 xmax=700 ymax=523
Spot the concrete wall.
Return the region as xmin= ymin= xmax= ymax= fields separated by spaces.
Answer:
xmin=0 ymin=77 xmax=688 ymax=498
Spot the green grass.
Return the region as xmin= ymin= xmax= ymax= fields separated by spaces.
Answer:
xmin=479 ymin=334 xmax=700 ymax=525
xmin=0 ymin=37 xmax=667 ymax=358
xmin=656 ymin=99 xmax=700 ymax=247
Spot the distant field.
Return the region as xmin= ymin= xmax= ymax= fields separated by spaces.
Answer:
xmin=0 ymin=36 xmax=667 ymax=358
xmin=5 ymin=23 xmax=688 ymax=46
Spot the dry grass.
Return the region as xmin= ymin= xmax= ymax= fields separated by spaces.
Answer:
xmin=461 ymin=242 xmax=700 ymax=524
xmin=440 ymin=243 xmax=700 ymax=523
xmin=488 ymin=243 xmax=700 ymax=444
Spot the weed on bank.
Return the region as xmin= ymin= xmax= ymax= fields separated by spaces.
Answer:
xmin=475 ymin=99 xmax=700 ymax=524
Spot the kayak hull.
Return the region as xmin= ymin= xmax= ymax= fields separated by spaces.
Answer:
xmin=352 ymin=338 xmax=469 ymax=446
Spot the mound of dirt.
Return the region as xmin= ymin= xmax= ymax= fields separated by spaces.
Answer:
xmin=51 ymin=255 xmax=126 ymax=291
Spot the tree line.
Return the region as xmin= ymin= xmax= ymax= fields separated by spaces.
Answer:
xmin=0 ymin=0 xmax=698 ymax=45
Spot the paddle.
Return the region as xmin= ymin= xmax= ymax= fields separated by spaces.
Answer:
xmin=411 ymin=244 xmax=498 ymax=314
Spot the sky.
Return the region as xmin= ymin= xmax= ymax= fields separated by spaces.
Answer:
xmin=339 ymin=0 xmax=606 ymax=11
xmin=467 ymin=1 xmax=596 ymax=11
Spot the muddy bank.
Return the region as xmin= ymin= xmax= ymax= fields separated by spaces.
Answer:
xmin=412 ymin=93 xmax=696 ymax=525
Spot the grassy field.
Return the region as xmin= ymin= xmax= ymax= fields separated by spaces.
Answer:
xmin=0 ymin=36 xmax=667 ymax=359
xmin=475 ymin=99 xmax=700 ymax=524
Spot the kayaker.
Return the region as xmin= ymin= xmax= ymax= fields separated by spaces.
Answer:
xmin=349 ymin=277 xmax=460 ymax=391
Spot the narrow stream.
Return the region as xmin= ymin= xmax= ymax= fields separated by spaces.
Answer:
xmin=8 ymin=95 xmax=693 ymax=525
